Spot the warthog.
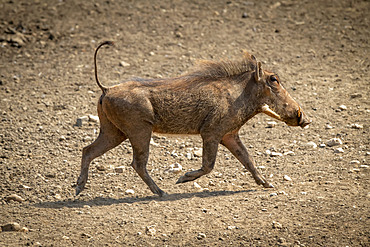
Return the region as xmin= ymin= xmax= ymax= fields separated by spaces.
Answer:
xmin=76 ymin=41 xmax=311 ymax=197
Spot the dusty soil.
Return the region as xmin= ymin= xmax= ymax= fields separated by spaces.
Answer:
xmin=0 ymin=0 xmax=369 ymax=246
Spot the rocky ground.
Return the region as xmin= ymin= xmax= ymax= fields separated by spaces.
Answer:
xmin=0 ymin=0 xmax=369 ymax=246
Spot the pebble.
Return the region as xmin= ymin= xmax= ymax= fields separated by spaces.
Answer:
xmin=269 ymin=193 xmax=278 ymax=197
xmin=350 ymin=123 xmax=363 ymax=129
xmin=267 ymin=121 xmax=277 ymax=128
xmin=360 ymin=165 xmax=369 ymax=168
xmin=1 ymin=222 xmax=21 ymax=231
xmin=283 ymin=151 xmax=295 ymax=156
xmin=119 ymin=61 xmax=131 ymax=67
xmin=326 ymin=138 xmax=342 ymax=147
xmin=334 ymin=147 xmax=344 ymax=153
xmin=96 ymin=165 xmax=106 ymax=171
xmin=325 ymin=124 xmax=334 ymax=129
xmin=197 ymin=233 xmax=206 ymax=240
xmin=76 ymin=116 xmax=89 ymax=127
xmin=227 ymin=225 xmax=237 ymax=230
xmin=306 ymin=141 xmax=317 ymax=149
xmin=125 ymin=189 xmax=135 ymax=195
xmin=6 ymin=194 xmax=24 ymax=202
xmin=88 ymin=115 xmax=99 ymax=123
xmin=59 ymin=135 xmax=66 ymax=141
xmin=193 ymin=149 xmax=203 ymax=157
xmin=114 ymin=166 xmax=125 ymax=173
xmin=167 ymin=163 xmax=182 ymax=174
xmin=272 ymin=221 xmax=282 ymax=229
xmin=283 ymin=175 xmax=292 ymax=181
xmin=319 ymin=143 xmax=326 ymax=148
xmin=350 ymin=160 xmax=360 ymax=164
xmin=146 ymin=225 xmax=156 ymax=236
xmin=338 ymin=105 xmax=347 ymax=110
xmin=270 ymin=151 xmax=283 ymax=157
xmin=186 ymin=152 xmax=193 ymax=160
xmin=193 ymin=182 xmax=202 ymax=190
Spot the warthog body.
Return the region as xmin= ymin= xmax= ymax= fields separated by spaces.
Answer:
xmin=76 ymin=41 xmax=311 ymax=197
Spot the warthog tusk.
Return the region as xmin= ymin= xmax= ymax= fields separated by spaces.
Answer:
xmin=261 ymin=104 xmax=281 ymax=120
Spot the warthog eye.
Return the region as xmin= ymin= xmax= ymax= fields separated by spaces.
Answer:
xmin=270 ymin=75 xmax=279 ymax=83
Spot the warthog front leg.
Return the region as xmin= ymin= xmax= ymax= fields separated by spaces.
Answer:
xmin=221 ymin=133 xmax=273 ymax=188
xmin=176 ymin=138 xmax=219 ymax=184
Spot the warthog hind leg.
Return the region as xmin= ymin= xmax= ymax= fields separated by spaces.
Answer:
xmin=76 ymin=124 xmax=127 ymax=195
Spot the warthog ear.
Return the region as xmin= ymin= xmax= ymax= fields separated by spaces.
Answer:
xmin=254 ymin=61 xmax=263 ymax=82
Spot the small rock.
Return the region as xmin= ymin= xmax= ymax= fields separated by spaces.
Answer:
xmin=227 ymin=225 xmax=237 ymax=230
xmin=350 ymin=93 xmax=362 ymax=98
xmin=59 ymin=135 xmax=66 ymax=141
xmin=270 ymin=152 xmax=283 ymax=157
xmin=319 ymin=143 xmax=326 ymax=148
xmin=270 ymin=193 xmax=278 ymax=197
xmin=283 ymin=151 xmax=295 ymax=156
xmin=20 ymin=227 xmax=29 ymax=232
xmin=267 ymin=121 xmax=277 ymax=128
xmin=306 ymin=141 xmax=317 ymax=149
xmin=150 ymin=138 xmax=159 ymax=146
xmin=325 ymin=124 xmax=334 ymax=129
xmin=194 ymin=149 xmax=202 ymax=157
xmin=350 ymin=123 xmax=363 ymax=129
xmin=146 ymin=225 xmax=156 ymax=236
xmin=193 ymin=182 xmax=202 ymax=190
xmin=1 ymin=222 xmax=21 ymax=231
xmin=242 ymin=12 xmax=248 ymax=18
xmin=326 ymin=138 xmax=342 ymax=147
xmin=114 ymin=166 xmax=125 ymax=173
xmin=167 ymin=163 xmax=182 ymax=174
xmin=350 ymin=160 xmax=360 ymax=164
xmin=54 ymin=194 xmax=62 ymax=200
xmin=272 ymin=221 xmax=282 ymax=229
xmin=283 ymin=175 xmax=292 ymax=181
xmin=76 ymin=116 xmax=89 ymax=127
xmin=197 ymin=233 xmax=206 ymax=240
xmin=338 ymin=105 xmax=347 ymax=110
xmin=186 ymin=152 xmax=193 ymax=160
xmin=119 ymin=61 xmax=131 ymax=67
xmin=88 ymin=115 xmax=99 ymax=123
xmin=96 ymin=165 xmax=106 ymax=171
xmin=334 ymin=147 xmax=344 ymax=153
xmin=360 ymin=165 xmax=369 ymax=168
xmin=6 ymin=194 xmax=24 ymax=203
xmin=125 ymin=189 xmax=135 ymax=195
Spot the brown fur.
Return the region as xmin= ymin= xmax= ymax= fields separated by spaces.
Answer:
xmin=76 ymin=42 xmax=311 ymax=197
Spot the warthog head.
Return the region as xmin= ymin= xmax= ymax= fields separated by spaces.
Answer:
xmin=251 ymin=56 xmax=311 ymax=128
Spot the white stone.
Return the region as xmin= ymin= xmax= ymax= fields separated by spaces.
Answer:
xmin=326 ymin=138 xmax=342 ymax=147
xmin=125 ymin=189 xmax=135 ymax=195
xmin=267 ymin=121 xmax=277 ymax=128
xmin=306 ymin=141 xmax=317 ymax=148
xmin=283 ymin=151 xmax=295 ymax=156
xmin=319 ymin=143 xmax=326 ymax=148
xmin=350 ymin=160 xmax=360 ymax=164
xmin=283 ymin=175 xmax=292 ymax=181
xmin=197 ymin=233 xmax=206 ymax=239
xmin=338 ymin=105 xmax=347 ymax=110
xmin=193 ymin=149 xmax=203 ymax=157
xmin=350 ymin=123 xmax=363 ymax=129
xmin=146 ymin=225 xmax=156 ymax=236
xmin=360 ymin=165 xmax=369 ymax=168
xmin=88 ymin=115 xmax=99 ymax=122
xmin=270 ymin=152 xmax=283 ymax=157
xmin=119 ymin=61 xmax=131 ymax=67
xmin=334 ymin=147 xmax=344 ymax=153
xmin=167 ymin=163 xmax=182 ymax=174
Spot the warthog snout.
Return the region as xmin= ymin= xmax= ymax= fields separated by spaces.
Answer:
xmin=298 ymin=107 xmax=311 ymax=128
xmin=76 ymin=42 xmax=312 ymax=197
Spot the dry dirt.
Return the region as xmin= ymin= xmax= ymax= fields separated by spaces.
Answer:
xmin=0 ymin=0 xmax=369 ymax=246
